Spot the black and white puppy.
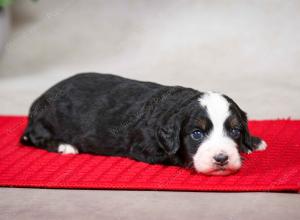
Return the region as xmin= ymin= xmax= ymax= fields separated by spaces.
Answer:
xmin=21 ymin=73 xmax=267 ymax=175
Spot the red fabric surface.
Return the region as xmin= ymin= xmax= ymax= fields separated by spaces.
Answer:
xmin=0 ymin=116 xmax=299 ymax=192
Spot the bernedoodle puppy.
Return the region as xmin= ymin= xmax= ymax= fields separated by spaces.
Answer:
xmin=21 ymin=73 xmax=267 ymax=175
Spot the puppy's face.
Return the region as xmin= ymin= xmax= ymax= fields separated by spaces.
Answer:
xmin=182 ymin=92 xmax=266 ymax=175
xmin=157 ymin=91 xmax=266 ymax=176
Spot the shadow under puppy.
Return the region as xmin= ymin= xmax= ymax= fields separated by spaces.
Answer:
xmin=21 ymin=73 xmax=267 ymax=175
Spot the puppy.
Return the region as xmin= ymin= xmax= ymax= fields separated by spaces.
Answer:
xmin=21 ymin=73 xmax=267 ymax=175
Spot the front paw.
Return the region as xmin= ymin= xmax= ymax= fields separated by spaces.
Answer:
xmin=245 ymin=137 xmax=267 ymax=154
xmin=255 ymin=140 xmax=267 ymax=151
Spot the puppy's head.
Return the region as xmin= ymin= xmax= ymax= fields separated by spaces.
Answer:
xmin=157 ymin=91 xmax=266 ymax=175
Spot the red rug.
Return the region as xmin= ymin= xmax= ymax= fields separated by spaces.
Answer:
xmin=0 ymin=116 xmax=299 ymax=192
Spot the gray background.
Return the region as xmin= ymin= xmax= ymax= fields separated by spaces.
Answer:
xmin=0 ymin=1 xmax=299 ymax=219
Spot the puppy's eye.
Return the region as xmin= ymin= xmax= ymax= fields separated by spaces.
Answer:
xmin=229 ymin=128 xmax=241 ymax=139
xmin=191 ymin=130 xmax=205 ymax=141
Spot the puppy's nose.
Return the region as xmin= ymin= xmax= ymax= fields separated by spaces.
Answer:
xmin=213 ymin=153 xmax=229 ymax=165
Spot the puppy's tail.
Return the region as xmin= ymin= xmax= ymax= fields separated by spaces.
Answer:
xmin=19 ymin=121 xmax=57 ymax=151
xmin=20 ymin=130 xmax=34 ymax=146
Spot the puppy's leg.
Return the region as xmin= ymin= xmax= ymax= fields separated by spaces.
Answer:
xmin=246 ymin=136 xmax=268 ymax=154
xmin=58 ymin=144 xmax=79 ymax=154
xmin=255 ymin=140 xmax=267 ymax=151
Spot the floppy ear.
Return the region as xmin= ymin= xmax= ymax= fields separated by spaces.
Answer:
xmin=156 ymin=113 xmax=181 ymax=155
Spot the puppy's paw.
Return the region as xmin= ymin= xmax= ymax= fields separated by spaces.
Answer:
xmin=255 ymin=140 xmax=267 ymax=151
xmin=244 ymin=137 xmax=267 ymax=154
xmin=58 ymin=144 xmax=79 ymax=154
xmin=246 ymin=149 xmax=253 ymax=154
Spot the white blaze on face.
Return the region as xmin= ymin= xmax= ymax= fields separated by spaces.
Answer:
xmin=193 ymin=92 xmax=242 ymax=175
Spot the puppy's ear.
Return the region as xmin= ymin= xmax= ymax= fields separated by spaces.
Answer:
xmin=156 ymin=113 xmax=181 ymax=155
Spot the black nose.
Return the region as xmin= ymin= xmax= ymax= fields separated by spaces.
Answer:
xmin=213 ymin=153 xmax=229 ymax=165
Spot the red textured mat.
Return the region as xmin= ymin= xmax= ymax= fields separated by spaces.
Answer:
xmin=0 ymin=116 xmax=299 ymax=192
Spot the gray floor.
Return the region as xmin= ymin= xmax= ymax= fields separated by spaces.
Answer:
xmin=1 ymin=189 xmax=300 ymax=220
xmin=0 ymin=1 xmax=299 ymax=220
